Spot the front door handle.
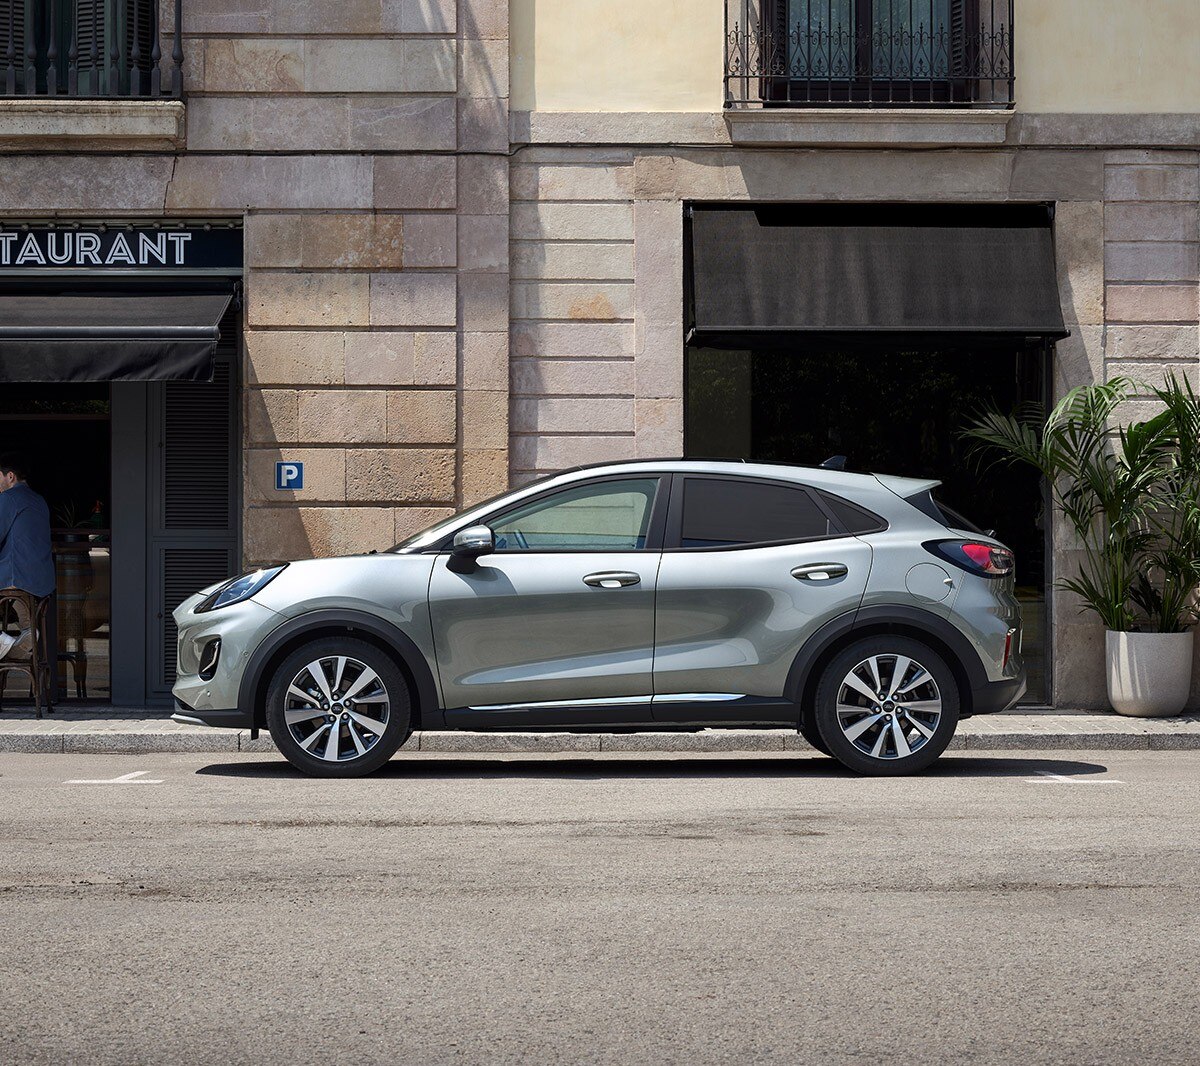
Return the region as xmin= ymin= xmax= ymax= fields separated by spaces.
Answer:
xmin=791 ymin=562 xmax=849 ymax=582
xmin=583 ymin=571 xmax=641 ymax=589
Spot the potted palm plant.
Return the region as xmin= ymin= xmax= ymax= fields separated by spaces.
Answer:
xmin=964 ymin=374 xmax=1200 ymax=717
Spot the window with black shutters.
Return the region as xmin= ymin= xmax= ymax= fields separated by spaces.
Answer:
xmin=0 ymin=0 xmax=156 ymax=96
xmin=751 ymin=0 xmax=995 ymax=106
xmin=679 ymin=478 xmax=832 ymax=549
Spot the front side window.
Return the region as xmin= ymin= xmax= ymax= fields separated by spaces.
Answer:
xmin=680 ymin=478 xmax=831 ymax=549
xmin=490 ymin=479 xmax=659 ymax=552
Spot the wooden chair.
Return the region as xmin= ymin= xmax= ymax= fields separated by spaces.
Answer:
xmin=0 ymin=590 xmax=53 ymax=718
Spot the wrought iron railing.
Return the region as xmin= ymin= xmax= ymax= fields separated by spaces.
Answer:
xmin=3 ymin=0 xmax=183 ymax=97
xmin=725 ymin=0 xmax=1014 ymax=107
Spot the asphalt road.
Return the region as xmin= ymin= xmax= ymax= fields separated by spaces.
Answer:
xmin=2 ymin=750 xmax=1198 ymax=1065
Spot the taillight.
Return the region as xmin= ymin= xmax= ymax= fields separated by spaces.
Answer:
xmin=925 ymin=540 xmax=1015 ymax=578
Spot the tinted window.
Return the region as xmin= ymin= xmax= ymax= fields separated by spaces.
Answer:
xmin=491 ymin=478 xmax=658 ymax=551
xmin=903 ymin=489 xmax=984 ymax=535
xmin=817 ymin=491 xmax=887 ymax=534
xmin=680 ymin=479 xmax=831 ymax=548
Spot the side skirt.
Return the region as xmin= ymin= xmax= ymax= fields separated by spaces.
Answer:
xmin=442 ymin=696 xmax=801 ymax=731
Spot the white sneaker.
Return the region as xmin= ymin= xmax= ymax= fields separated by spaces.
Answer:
xmin=0 ymin=632 xmax=15 ymax=660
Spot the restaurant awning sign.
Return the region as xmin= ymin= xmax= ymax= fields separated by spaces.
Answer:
xmin=0 ymin=223 xmax=243 ymax=273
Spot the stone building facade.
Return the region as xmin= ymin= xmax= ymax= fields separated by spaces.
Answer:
xmin=2 ymin=0 xmax=512 ymax=562
xmin=2 ymin=0 xmax=1199 ymax=708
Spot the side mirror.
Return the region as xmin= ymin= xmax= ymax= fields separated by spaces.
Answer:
xmin=451 ymin=525 xmax=494 ymax=558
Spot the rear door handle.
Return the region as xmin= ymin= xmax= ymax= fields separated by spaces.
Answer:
xmin=791 ymin=562 xmax=849 ymax=582
xmin=583 ymin=571 xmax=641 ymax=589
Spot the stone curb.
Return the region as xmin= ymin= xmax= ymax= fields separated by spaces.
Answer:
xmin=2 ymin=728 xmax=1199 ymax=755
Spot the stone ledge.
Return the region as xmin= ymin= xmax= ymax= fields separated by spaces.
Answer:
xmin=0 ymin=98 xmax=185 ymax=150
xmin=725 ymin=107 xmax=1013 ymax=147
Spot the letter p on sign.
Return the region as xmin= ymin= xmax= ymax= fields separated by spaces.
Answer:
xmin=275 ymin=461 xmax=304 ymax=491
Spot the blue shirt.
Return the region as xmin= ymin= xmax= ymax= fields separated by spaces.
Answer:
xmin=0 ymin=482 xmax=55 ymax=597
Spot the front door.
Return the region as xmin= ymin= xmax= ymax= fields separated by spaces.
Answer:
xmin=653 ymin=475 xmax=872 ymax=721
xmin=429 ymin=476 xmax=666 ymax=725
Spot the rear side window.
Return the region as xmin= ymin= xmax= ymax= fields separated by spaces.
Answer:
xmin=817 ymin=491 xmax=888 ymax=535
xmin=680 ymin=478 xmax=831 ymax=548
xmin=905 ymin=489 xmax=983 ymax=534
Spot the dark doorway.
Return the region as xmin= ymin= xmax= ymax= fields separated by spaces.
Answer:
xmin=0 ymin=382 xmax=112 ymax=701
xmin=685 ymin=338 xmax=1049 ymax=703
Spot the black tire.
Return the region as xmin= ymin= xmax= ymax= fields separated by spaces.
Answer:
xmin=813 ymin=636 xmax=960 ymax=776
xmin=797 ymin=711 xmax=832 ymax=756
xmin=265 ymin=637 xmax=412 ymax=777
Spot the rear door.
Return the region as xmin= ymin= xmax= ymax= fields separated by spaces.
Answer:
xmin=652 ymin=475 xmax=873 ymax=721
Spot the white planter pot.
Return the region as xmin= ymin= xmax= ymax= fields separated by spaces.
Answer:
xmin=1105 ymin=630 xmax=1194 ymax=717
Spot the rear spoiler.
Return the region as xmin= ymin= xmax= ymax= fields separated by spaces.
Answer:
xmin=873 ymin=473 xmax=942 ymax=498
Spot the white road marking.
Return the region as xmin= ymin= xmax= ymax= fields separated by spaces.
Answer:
xmin=65 ymin=770 xmax=164 ymax=785
xmin=1025 ymin=770 xmax=1124 ymax=785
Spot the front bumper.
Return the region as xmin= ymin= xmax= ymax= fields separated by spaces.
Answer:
xmin=171 ymin=595 xmax=281 ymax=722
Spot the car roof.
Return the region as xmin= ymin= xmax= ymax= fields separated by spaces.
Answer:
xmin=549 ymin=458 xmax=937 ymax=497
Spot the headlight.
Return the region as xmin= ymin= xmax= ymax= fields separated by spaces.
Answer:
xmin=195 ymin=565 xmax=286 ymax=612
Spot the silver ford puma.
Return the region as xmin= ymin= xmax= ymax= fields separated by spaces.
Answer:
xmin=172 ymin=460 xmax=1025 ymax=776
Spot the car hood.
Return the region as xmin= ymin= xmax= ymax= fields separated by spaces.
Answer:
xmin=250 ymin=552 xmax=437 ymax=618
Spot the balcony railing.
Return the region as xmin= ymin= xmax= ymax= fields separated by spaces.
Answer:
xmin=725 ymin=0 xmax=1014 ymax=108
xmin=3 ymin=0 xmax=183 ymax=98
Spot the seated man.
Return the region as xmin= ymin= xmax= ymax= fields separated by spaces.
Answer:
xmin=0 ymin=453 xmax=55 ymax=660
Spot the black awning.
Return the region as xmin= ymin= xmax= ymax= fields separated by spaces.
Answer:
xmin=0 ymin=290 xmax=234 ymax=382
xmin=689 ymin=204 xmax=1068 ymax=340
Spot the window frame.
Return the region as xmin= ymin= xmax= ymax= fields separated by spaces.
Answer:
xmin=663 ymin=474 xmax=873 ymax=552
xmin=429 ymin=473 xmax=671 ymax=555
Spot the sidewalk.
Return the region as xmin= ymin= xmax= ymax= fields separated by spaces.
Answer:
xmin=1 ymin=707 xmax=1199 ymax=754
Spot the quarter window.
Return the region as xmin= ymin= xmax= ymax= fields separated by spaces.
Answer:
xmin=680 ymin=479 xmax=832 ymax=548
xmin=490 ymin=479 xmax=659 ymax=552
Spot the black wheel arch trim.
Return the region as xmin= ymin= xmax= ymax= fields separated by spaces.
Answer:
xmin=237 ymin=609 xmax=440 ymax=731
xmin=785 ymin=604 xmax=992 ymax=717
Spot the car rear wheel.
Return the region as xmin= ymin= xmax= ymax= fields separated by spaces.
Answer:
xmin=265 ymin=637 xmax=412 ymax=777
xmin=813 ymin=636 xmax=959 ymax=775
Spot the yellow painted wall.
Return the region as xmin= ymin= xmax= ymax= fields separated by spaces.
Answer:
xmin=1015 ymin=0 xmax=1200 ymax=112
xmin=511 ymin=0 xmax=1200 ymax=114
xmin=510 ymin=0 xmax=724 ymax=112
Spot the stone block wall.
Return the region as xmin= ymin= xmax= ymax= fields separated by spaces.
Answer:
xmin=509 ymin=150 xmax=639 ymax=481
xmin=204 ymin=0 xmax=512 ymax=564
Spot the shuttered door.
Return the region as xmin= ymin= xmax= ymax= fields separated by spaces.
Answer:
xmin=0 ymin=1 xmax=27 ymax=93
xmin=949 ymin=0 xmax=979 ymax=94
xmin=123 ymin=0 xmax=154 ymax=93
xmin=74 ymin=0 xmax=104 ymax=94
xmin=147 ymin=306 xmax=240 ymax=697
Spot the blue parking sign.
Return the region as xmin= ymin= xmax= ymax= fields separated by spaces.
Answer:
xmin=275 ymin=461 xmax=304 ymax=490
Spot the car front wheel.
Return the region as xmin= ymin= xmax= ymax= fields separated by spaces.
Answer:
xmin=813 ymin=636 xmax=960 ymax=775
xmin=265 ymin=637 xmax=412 ymax=777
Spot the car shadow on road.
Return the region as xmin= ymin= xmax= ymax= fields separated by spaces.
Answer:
xmin=196 ymin=754 xmax=1115 ymax=781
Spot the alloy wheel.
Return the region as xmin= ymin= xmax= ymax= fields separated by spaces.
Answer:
xmin=283 ymin=655 xmax=391 ymax=763
xmin=835 ymin=653 xmax=942 ymax=760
